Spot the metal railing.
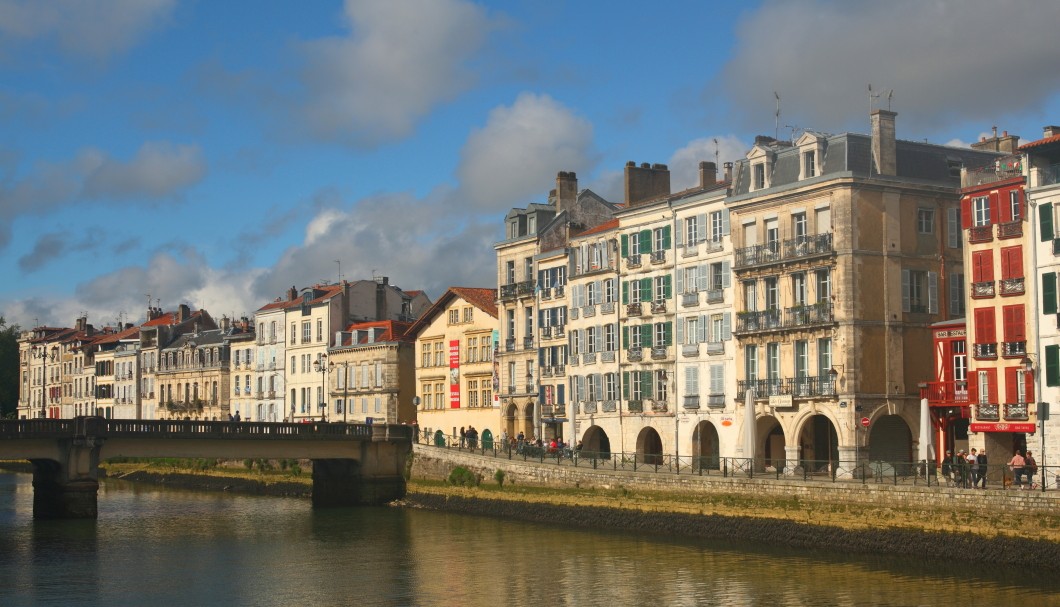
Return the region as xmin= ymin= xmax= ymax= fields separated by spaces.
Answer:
xmin=414 ymin=433 xmax=1060 ymax=492
xmin=737 ymin=376 xmax=836 ymax=399
xmin=734 ymin=233 xmax=833 ymax=269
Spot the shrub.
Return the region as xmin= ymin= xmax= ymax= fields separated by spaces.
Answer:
xmin=447 ymin=466 xmax=478 ymax=487
xmin=494 ymin=469 xmax=506 ymax=487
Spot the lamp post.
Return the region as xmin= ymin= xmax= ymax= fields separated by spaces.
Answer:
xmin=313 ymin=353 xmax=330 ymax=422
xmin=33 ymin=344 xmax=58 ymax=419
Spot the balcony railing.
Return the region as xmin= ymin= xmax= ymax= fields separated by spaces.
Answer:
xmin=541 ymin=326 xmax=552 ymax=338
xmin=735 ymin=309 xmax=781 ymax=332
xmin=554 ymin=326 xmax=566 ymax=338
xmin=706 ymin=289 xmax=724 ymax=303
xmin=976 ymin=403 xmax=1000 ymax=421
xmin=973 ymin=342 xmax=997 ymax=359
xmin=650 ymin=251 xmax=666 ymax=264
xmin=963 ymin=156 xmax=1022 ymax=187
xmin=541 ymin=366 xmax=553 ymax=378
xmin=600 ymin=351 xmax=616 ymax=363
xmin=523 ymin=337 xmax=535 ymax=350
xmin=500 ymin=280 xmax=535 ymax=300
xmin=553 ymin=365 xmax=566 ymax=377
xmin=650 ymin=346 xmax=668 ymax=360
xmin=706 ymin=342 xmax=724 ymax=355
xmin=601 ymin=302 xmax=615 ymax=314
xmin=681 ymin=343 xmax=699 ymax=357
xmin=997 ymin=220 xmax=1022 ymax=239
xmin=1031 ymin=163 xmax=1060 ymax=188
xmin=651 ymin=300 xmax=667 ymax=314
xmin=705 ymin=239 xmax=724 ymax=253
xmin=582 ymin=305 xmax=596 ymax=318
xmin=505 ymin=339 xmax=516 ymax=352
xmin=1004 ymin=402 xmax=1029 ymax=420
xmin=507 ymin=385 xmax=516 ymax=395
xmin=650 ymin=400 xmax=668 ymax=413
xmin=625 ymin=254 xmax=642 ymax=269
xmin=627 ymin=400 xmax=643 ymax=413
xmin=540 ymin=287 xmax=552 ymax=300
xmin=971 ymin=281 xmax=995 ymax=298
xmin=682 ymin=395 xmax=700 ymax=410
xmin=582 ymin=402 xmax=598 ymax=415
xmin=554 ymin=285 xmax=565 ymax=298
xmin=583 ymin=353 xmax=597 ymax=364
xmin=922 ymin=380 xmax=969 ymax=405
xmin=999 ymin=277 xmax=1024 ymax=296
xmin=569 ymin=308 xmax=579 ymax=320
xmin=627 ymin=348 xmax=643 ymax=362
xmin=602 ymin=400 xmax=617 ymax=413
xmin=681 ymin=292 xmax=699 ymax=307
xmin=736 ymin=376 xmax=836 ymax=399
xmin=734 ymin=233 xmax=834 ymax=269
xmin=735 ymin=303 xmax=834 ymax=334
xmin=707 ymin=394 xmax=726 ymax=408
xmin=968 ymin=225 xmax=993 ymax=243
xmin=1002 ymin=341 xmax=1026 ymax=357
xmin=626 ymin=302 xmax=643 ymax=317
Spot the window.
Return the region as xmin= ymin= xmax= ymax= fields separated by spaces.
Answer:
xmin=434 ymin=342 xmax=444 ymax=367
xmin=815 ymin=269 xmax=831 ymax=303
xmin=977 ymin=371 xmax=991 ymax=405
xmin=448 ymin=310 xmax=459 ymax=324
xmin=685 ymin=317 xmax=698 ymax=345
xmin=630 ymin=371 xmax=643 ymax=400
xmin=316 ymin=319 xmax=323 ymax=342
xmin=817 ymin=338 xmax=832 ymax=378
xmin=587 ymin=281 xmax=599 ymax=305
xmin=653 ymin=276 xmax=670 ymax=301
xmin=655 ymin=370 xmax=668 ymax=402
xmin=506 ymin=260 xmax=515 ymax=285
xmin=1010 ymin=190 xmax=1021 ymax=222
xmin=753 ymin=163 xmax=765 ymax=190
xmin=792 ymin=273 xmax=807 ymax=306
xmin=605 ymin=324 xmax=616 ymax=352
xmin=525 ymin=307 xmax=534 ymax=338
xmin=629 ymin=325 xmax=643 ymax=349
xmin=421 ymin=344 xmax=431 ymax=368
xmin=685 ymin=216 xmax=700 ymax=245
xmin=604 ymin=279 xmax=615 ymax=303
xmin=947 ymin=207 xmax=962 ymax=248
xmin=290 ymin=323 xmax=296 ymax=344
xmin=973 ymin=196 xmax=991 ymax=227
xmin=745 ymin=345 xmax=758 ymax=382
xmin=766 ymin=343 xmax=780 ymax=381
xmin=653 ymin=322 xmax=671 ymax=348
xmin=528 ymin=215 xmax=537 ymax=233
xmin=524 ymin=257 xmax=533 ymax=281
xmin=605 ymin=373 xmax=618 ymax=401
xmin=953 ymin=341 xmax=966 ymax=384
xmin=803 ymin=151 xmax=816 ymax=178
xmin=765 ymin=219 xmax=779 ymax=252
xmin=506 ymin=310 xmax=515 ymax=340
xmin=481 ymin=338 xmax=492 ymax=361
xmin=1000 ymin=246 xmax=1024 ymax=280
xmin=792 ymin=213 xmax=807 ymax=240
xmin=902 ymin=270 xmax=938 ymax=314
xmin=463 ymin=307 xmax=473 ymax=323
xmin=587 ymin=326 xmax=599 ymax=353
xmin=302 ymin=322 xmax=311 ymax=344
xmin=468 ymin=379 xmax=478 ymax=407
xmin=744 ymin=280 xmax=758 ymax=311
xmin=710 ymin=210 xmax=728 ymax=241
xmin=918 ymin=208 xmax=935 ymax=234
xmin=653 ymin=227 xmax=669 ymax=253
xmin=765 ymin=277 xmax=778 ymax=310
xmin=795 ymin=340 xmax=808 ymax=378
xmin=466 ymin=337 xmax=477 ymax=363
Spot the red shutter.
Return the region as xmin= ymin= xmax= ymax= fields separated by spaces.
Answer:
xmin=1000 ymin=190 xmax=1013 ymax=223
xmin=986 ymin=368 xmax=999 ymax=404
xmin=989 ymin=192 xmax=1001 ymax=225
xmin=968 ymin=370 xmax=979 ymax=403
xmin=1026 ymin=369 xmax=1035 ymax=402
xmin=972 ymin=250 xmax=993 ymax=282
xmin=1005 ymin=366 xmax=1019 ymax=404
xmin=1010 ymin=305 xmax=1025 ymax=341
xmin=974 ymin=308 xmax=996 ymax=343
xmin=961 ymin=196 xmax=972 ymax=229
xmin=1000 ymin=246 xmax=1023 ymax=280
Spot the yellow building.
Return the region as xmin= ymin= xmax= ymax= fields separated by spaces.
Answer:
xmin=410 ymin=288 xmax=499 ymax=445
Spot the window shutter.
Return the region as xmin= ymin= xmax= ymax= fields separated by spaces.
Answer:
xmin=967 ymin=370 xmax=979 ymax=403
xmin=675 ymin=222 xmax=684 ymax=247
xmin=595 ymin=325 xmax=603 ymax=352
xmin=622 ymin=372 xmax=630 ymax=399
xmin=1044 ymin=273 xmax=1058 ymax=315
xmin=1026 ymin=367 xmax=1035 ymax=402
xmin=927 ymin=272 xmax=938 ymax=314
xmin=987 ymin=368 xmax=999 ymax=404
xmin=664 ymin=275 xmax=673 ymax=299
xmin=723 ymin=313 xmax=732 ymax=341
xmin=1040 ymin=203 xmax=1054 ymax=241
xmin=1001 ymin=247 xmax=1023 ymax=280
xmin=961 ymin=197 xmax=972 ymax=230
xmin=698 ymin=315 xmax=707 ymax=343
xmin=1047 ymin=345 xmax=1060 ymax=387
xmin=621 ymin=234 xmax=629 ymax=258
xmin=901 ymin=269 xmax=911 ymax=312
xmin=722 ymin=210 xmax=731 ymax=235
xmin=947 ymin=207 xmax=961 ymax=248
xmin=1008 ymin=305 xmax=1026 ymax=341
xmin=697 ymin=213 xmax=707 ymax=240
xmin=662 ymin=225 xmax=672 ymax=249
xmin=640 ymin=229 xmax=652 ymax=252
xmin=641 ymin=278 xmax=651 ymax=302
xmin=722 ymin=261 xmax=731 ymax=288
xmin=1005 ymin=366 xmax=1018 ymax=405
xmin=676 ymin=268 xmax=685 ymax=295
xmin=643 ymin=371 xmax=653 ymax=399
xmin=1000 ymin=193 xmax=1013 ymax=224
xmin=622 ymin=326 xmax=629 ymax=349
xmin=664 ymin=321 xmax=673 ymax=345
xmin=989 ymin=192 xmax=1001 ymax=225
xmin=972 ymin=250 xmax=993 ymax=283
xmin=622 ymin=281 xmax=629 ymax=304
xmin=676 ymin=317 xmax=684 ymax=344
xmin=974 ymin=308 xmax=996 ymax=343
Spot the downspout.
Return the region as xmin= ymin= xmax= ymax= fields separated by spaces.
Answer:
xmin=671 ymin=201 xmax=680 ymax=465
xmin=1027 ymin=183 xmax=1045 ymax=474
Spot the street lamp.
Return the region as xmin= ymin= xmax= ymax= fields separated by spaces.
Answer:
xmin=313 ymin=353 xmax=330 ymax=422
xmin=32 ymin=344 xmax=58 ymax=419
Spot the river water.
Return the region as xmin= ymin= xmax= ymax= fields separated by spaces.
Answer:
xmin=1 ymin=472 xmax=1057 ymax=607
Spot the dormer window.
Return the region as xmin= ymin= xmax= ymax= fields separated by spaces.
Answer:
xmin=753 ymin=163 xmax=766 ymax=190
xmin=803 ymin=151 xmax=816 ymax=178
xmin=528 ymin=215 xmax=537 ymax=234
xmin=509 ymin=220 xmax=518 ymax=239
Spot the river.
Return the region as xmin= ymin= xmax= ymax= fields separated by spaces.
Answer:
xmin=1 ymin=472 xmax=1057 ymax=606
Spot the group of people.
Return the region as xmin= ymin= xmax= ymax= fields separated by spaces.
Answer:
xmin=941 ymin=447 xmax=1038 ymax=489
xmin=458 ymin=426 xmax=480 ymax=449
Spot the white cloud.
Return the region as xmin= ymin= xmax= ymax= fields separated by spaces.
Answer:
xmin=721 ymin=0 xmax=1060 ymax=134
xmin=0 ymin=0 xmax=175 ymax=61
xmin=295 ymin=0 xmax=495 ymax=146
xmin=456 ymin=92 xmax=596 ymax=211
xmin=668 ymin=135 xmax=749 ymax=191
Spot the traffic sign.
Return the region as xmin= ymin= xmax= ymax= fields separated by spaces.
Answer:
xmin=860 ymin=417 xmax=870 ymax=428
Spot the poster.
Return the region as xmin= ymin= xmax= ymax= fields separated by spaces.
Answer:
xmin=449 ymin=339 xmax=460 ymax=408
xmin=491 ymin=329 xmax=500 ymax=407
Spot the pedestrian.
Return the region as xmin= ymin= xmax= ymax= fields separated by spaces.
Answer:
xmin=1008 ymin=449 xmax=1026 ymax=488
xmin=1025 ymin=450 xmax=1038 ymax=489
xmin=976 ymin=449 xmax=988 ymax=489
xmin=233 ymin=410 xmax=241 ymax=422
xmin=956 ymin=450 xmax=969 ymax=487
xmin=941 ymin=450 xmax=953 ymax=486
xmin=459 ymin=426 xmax=466 ymax=448
xmin=967 ymin=449 xmax=979 ymax=488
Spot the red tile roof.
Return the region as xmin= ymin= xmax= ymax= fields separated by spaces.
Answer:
xmin=1018 ymin=133 xmax=1060 ymax=151
xmin=577 ymin=218 xmax=619 ymax=237
xmin=405 ymin=287 xmax=498 ymax=339
xmin=339 ymin=320 xmax=413 ymax=345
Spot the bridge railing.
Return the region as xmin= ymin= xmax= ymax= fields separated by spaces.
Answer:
xmin=0 ymin=418 xmax=413 ymax=442
xmin=0 ymin=419 xmax=76 ymax=438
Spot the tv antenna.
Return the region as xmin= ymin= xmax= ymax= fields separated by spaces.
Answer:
xmin=774 ymin=91 xmax=781 ymax=140
xmin=713 ymin=138 xmax=720 ymax=167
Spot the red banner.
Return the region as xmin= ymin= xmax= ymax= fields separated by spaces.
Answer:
xmin=970 ymin=422 xmax=1036 ymax=434
xmin=449 ymin=340 xmax=461 ymax=408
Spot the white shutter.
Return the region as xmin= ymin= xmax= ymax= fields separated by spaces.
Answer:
xmin=721 ymin=210 xmax=731 ymax=236
xmin=928 ymin=271 xmax=938 ymax=314
xmin=676 ymin=268 xmax=685 ymax=294
xmin=676 ymin=317 xmax=685 ymax=344
xmin=722 ymin=313 xmax=732 ymax=341
xmin=697 ymin=314 xmax=707 ymax=343
xmin=901 ymin=269 xmax=911 ymax=312
xmin=697 ymin=265 xmax=709 ymax=291
xmin=722 ymin=261 xmax=731 ymax=288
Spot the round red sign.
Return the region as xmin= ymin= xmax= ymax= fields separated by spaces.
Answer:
xmin=860 ymin=417 xmax=870 ymax=427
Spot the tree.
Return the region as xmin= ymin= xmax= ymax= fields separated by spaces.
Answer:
xmin=0 ymin=316 xmax=20 ymax=418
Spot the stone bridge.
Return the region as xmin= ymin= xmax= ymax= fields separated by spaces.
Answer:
xmin=0 ymin=417 xmax=412 ymax=519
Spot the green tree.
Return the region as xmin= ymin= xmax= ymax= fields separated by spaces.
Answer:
xmin=0 ymin=316 xmax=21 ymax=418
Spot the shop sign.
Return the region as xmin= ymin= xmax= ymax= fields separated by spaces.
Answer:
xmin=970 ymin=422 xmax=1036 ymax=434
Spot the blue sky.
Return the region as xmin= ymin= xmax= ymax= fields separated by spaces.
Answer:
xmin=3 ymin=0 xmax=1060 ymax=331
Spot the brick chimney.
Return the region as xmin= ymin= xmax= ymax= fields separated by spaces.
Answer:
xmin=287 ymin=286 xmax=298 ymax=301
xmin=1045 ymin=126 xmax=1060 ymax=138
xmin=871 ymin=109 xmax=897 ymax=176
xmin=698 ymin=161 xmax=717 ymax=187
xmin=971 ymin=127 xmax=1021 ymax=153
xmin=723 ymin=162 xmax=733 ymax=183
xmin=624 ymin=161 xmax=671 ymax=207
xmin=555 ymin=171 xmax=578 ymax=215
xmin=177 ymin=304 xmax=191 ymax=323
xmin=375 ymin=276 xmax=389 ymax=321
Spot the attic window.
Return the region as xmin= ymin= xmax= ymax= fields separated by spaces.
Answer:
xmin=528 ymin=215 xmax=537 ymax=234
xmin=947 ymin=156 xmax=962 ymax=178
xmin=301 ymin=292 xmax=312 ymax=316
xmin=753 ymin=163 xmax=766 ymax=190
xmin=802 ymin=151 xmax=816 ymax=178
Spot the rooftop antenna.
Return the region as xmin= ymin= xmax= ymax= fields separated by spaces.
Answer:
xmin=713 ymin=138 xmax=720 ymax=167
xmin=868 ymin=84 xmax=880 ymax=113
xmin=886 ymin=89 xmax=894 ymax=111
xmin=335 ymin=259 xmax=343 ymax=283
xmin=774 ymin=91 xmax=781 ymax=140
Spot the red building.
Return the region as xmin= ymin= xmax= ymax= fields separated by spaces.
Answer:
xmin=922 ymin=319 xmax=969 ymax=456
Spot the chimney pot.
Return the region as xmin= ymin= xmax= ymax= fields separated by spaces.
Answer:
xmin=870 ymin=109 xmax=897 ymax=176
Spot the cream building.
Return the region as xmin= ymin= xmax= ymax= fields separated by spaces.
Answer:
xmin=412 ymin=288 xmax=499 ymax=444
xmin=327 ymin=320 xmax=414 ymax=425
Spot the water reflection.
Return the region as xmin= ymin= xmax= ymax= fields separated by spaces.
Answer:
xmin=0 ymin=472 xmax=1057 ymax=607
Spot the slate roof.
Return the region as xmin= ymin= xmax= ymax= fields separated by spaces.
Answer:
xmin=406 ymin=287 xmax=498 ymax=340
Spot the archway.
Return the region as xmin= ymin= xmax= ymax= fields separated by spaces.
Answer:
xmin=797 ymin=414 xmax=839 ymax=476
xmin=523 ymin=401 xmax=535 ymax=439
xmin=758 ymin=416 xmax=785 ymax=471
xmin=433 ymin=429 xmax=446 ymax=447
xmin=581 ymin=425 xmax=611 ymax=458
xmin=636 ymin=427 xmax=663 ymax=465
xmin=504 ymin=403 xmax=518 ymax=438
xmin=692 ymin=421 xmax=720 ymax=470
xmin=868 ymin=414 xmax=913 ymax=473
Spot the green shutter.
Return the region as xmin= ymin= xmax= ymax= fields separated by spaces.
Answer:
xmin=620 ymin=234 xmax=629 ymax=258
xmin=1044 ymin=273 xmax=1058 ymax=315
xmin=662 ymin=225 xmax=671 ymax=249
xmin=641 ymin=278 xmax=651 ymax=302
xmin=640 ymin=229 xmax=652 ymax=252
xmin=664 ymin=275 xmax=672 ymax=299
xmin=664 ymin=321 xmax=673 ymax=345
xmin=622 ymin=326 xmax=629 ymax=349
xmin=643 ymin=371 xmax=653 ymax=398
xmin=622 ymin=281 xmax=629 ymax=304
xmin=1040 ymin=203 xmax=1054 ymax=241
xmin=622 ymin=372 xmax=630 ymax=399
xmin=1047 ymin=345 xmax=1060 ymax=387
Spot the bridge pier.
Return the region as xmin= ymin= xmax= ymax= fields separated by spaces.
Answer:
xmin=30 ymin=434 xmax=104 ymax=519
xmin=312 ymin=459 xmax=406 ymax=507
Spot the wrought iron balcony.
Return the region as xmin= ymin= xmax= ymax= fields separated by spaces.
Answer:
xmin=569 ymin=308 xmax=579 ymax=320
xmin=705 ymin=239 xmax=724 ymax=253
xmin=976 ymin=403 xmax=1000 ymax=420
xmin=568 ymin=356 xmax=580 ymax=367
xmin=255 ymin=391 xmax=264 ymax=399
xmin=1002 ymin=341 xmax=1026 ymax=357
xmin=267 ymin=390 xmax=276 ymax=399
xmin=523 ymin=337 xmax=534 ymax=350
xmin=507 ymin=385 xmax=516 ymax=394
xmin=734 ymin=309 xmax=782 ymax=333
xmin=706 ymin=342 xmax=724 ymax=355
xmin=681 ymin=243 xmax=699 ymax=257
xmin=540 ymin=287 xmax=552 ymax=300
xmin=583 ymin=352 xmax=597 ymax=364
xmin=681 ymin=292 xmax=699 ymax=307
xmin=681 ymin=343 xmax=700 ymax=357
xmin=734 ymin=242 xmax=781 ymax=268
xmin=999 ymin=277 xmax=1024 ymax=296
xmin=626 ymin=302 xmax=643 ymax=317
xmin=706 ymin=289 xmax=724 ymax=303
xmin=541 ymin=404 xmax=565 ymax=418
xmin=554 ymin=326 xmax=565 ymax=338
xmin=582 ymin=305 xmax=596 ymax=318
xmin=1005 ymin=402 xmax=1029 ymax=420
xmin=541 ymin=366 xmax=553 ymax=378
xmin=554 ymin=285 xmax=565 ymax=298
xmin=540 ymin=326 xmax=552 ymax=338
xmin=650 ymin=346 xmax=668 ymax=360
xmin=736 ymin=376 xmax=836 ymax=399
xmin=968 ymin=225 xmax=993 ymax=244
xmin=627 ymin=400 xmax=643 ymax=413
xmin=601 ymin=302 xmax=615 ymax=314
xmin=921 ymin=380 xmax=969 ymax=405
xmin=997 ymin=220 xmax=1022 ymax=239
xmin=650 ymin=400 xmax=668 ymax=413
xmin=973 ymin=342 xmax=997 ymax=359
xmin=734 ymin=233 xmax=834 ymax=269
xmin=602 ymin=400 xmax=617 ymax=412
xmin=553 ymin=365 xmax=566 ymax=377
xmin=582 ymin=402 xmax=598 ymax=415
xmin=505 ymin=339 xmax=516 ymax=352
xmin=525 ymin=383 xmax=535 ymax=394
xmin=650 ymin=250 xmax=666 ymax=264
xmin=627 ymin=348 xmax=643 ymax=362
xmin=683 ymin=395 xmax=700 ymax=410
xmin=601 ymin=351 xmax=616 ymax=363
xmin=971 ymin=281 xmax=995 ymax=298
xmin=625 ymin=254 xmax=642 ymax=269
xmin=707 ymin=394 xmax=726 ymax=408
xmin=499 ymin=280 xmax=535 ymax=300
xmin=651 ymin=300 xmax=667 ymax=314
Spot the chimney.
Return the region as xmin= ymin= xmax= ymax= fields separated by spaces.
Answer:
xmin=177 ymin=304 xmax=191 ymax=323
xmin=723 ymin=162 xmax=733 ymax=183
xmin=76 ymin=316 xmax=87 ymax=333
xmin=220 ymin=316 xmax=231 ymax=332
xmin=376 ymin=277 xmax=389 ymax=321
xmin=871 ymin=109 xmax=897 ymax=176
xmin=555 ymin=171 xmax=578 ymax=214
xmin=624 ymin=161 xmax=671 ymax=207
xmin=971 ymin=129 xmax=1021 ymax=154
xmin=1044 ymin=126 xmax=1060 ymax=138
xmin=698 ymin=161 xmax=717 ymax=187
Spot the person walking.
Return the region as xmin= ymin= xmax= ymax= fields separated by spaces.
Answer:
xmin=1024 ymin=450 xmax=1038 ymax=489
xmin=459 ymin=426 xmax=466 ymax=448
xmin=941 ymin=450 xmax=954 ymax=486
xmin=1008 ymin=449 xmax=1026 ymax=489
xmin=976 ymin=449 xmax=988 ymax=489
xmin=967 ymin=449 xmax=979 ymax=488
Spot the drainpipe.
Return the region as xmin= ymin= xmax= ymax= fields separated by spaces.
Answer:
xmin=1027 ymin=183 xmax=1045 ymax=478
xmin=671 ymin=201 xmax=680 ymax=466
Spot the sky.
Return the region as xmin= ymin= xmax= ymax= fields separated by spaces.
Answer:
xmin=3 ymin=0 xmax=1060 ymax=331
